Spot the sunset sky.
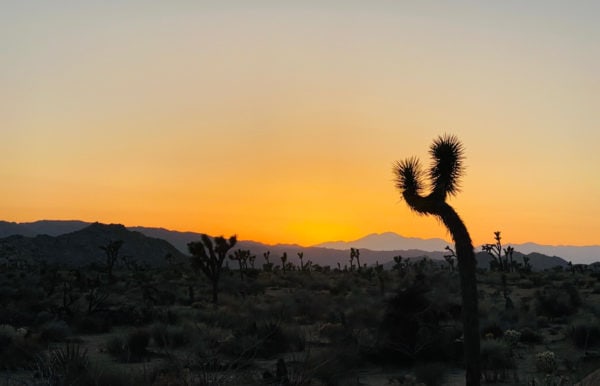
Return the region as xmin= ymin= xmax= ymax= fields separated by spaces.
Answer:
xmin=2 ymin=2 xmax=599 ymax=247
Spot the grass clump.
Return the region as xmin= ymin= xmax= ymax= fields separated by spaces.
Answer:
xmin=105 ymin=329 xmax=150 ymax=362
xmin=570 ymin=318 xmax=600 ymax=349
xmin=480 ymin=339 xmax=515 ymax=383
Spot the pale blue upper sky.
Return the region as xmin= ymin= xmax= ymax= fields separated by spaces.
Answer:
xmin=2 ymin=1 xmax=599 ymax=245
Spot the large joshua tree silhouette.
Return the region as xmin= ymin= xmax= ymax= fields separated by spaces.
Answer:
xmin=394 ymin=134 xmax=480 ymax=385
xmin=188 ymin=234 xmax=237 ymax=305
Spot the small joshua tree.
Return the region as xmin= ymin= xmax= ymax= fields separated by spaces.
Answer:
xmin=280 ymin=252 xmax=288 ymax=273
xmin=188 ymin=234 xmax=237 ymax=305
xmin=444 ymin=246 xmax=457 ymax=272
xmin=394 ymin=134 xmax=480 ymax=385
xmin=482 ymin=231 xmax=515 ymax=272
xmin=297 ymin=252 xmax=305 ymax=270
xmin=100 ymin=240 xmax=123 ymax=281
xmin=229 ymin=249 xmax=250 ymax=280
xmin=350 ymin=248 xmax=361 ymax=271
xmin=263 ymin=251 xmax=273 ymax=272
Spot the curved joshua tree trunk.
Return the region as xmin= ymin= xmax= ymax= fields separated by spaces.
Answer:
xmin=438 ymin=204 xmax=480 ymax=386
xmin=395 ymin=135 xmax=480 ymax=385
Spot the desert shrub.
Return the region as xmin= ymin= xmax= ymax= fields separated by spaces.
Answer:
xmin=480 ymin=322 xmax=504 ymax=339
xmin=92 ymin=366 xmax=134 ymax=386
xmin=535 ymin=351 xmax=557 ymax=374
xmin=39 ymin=320 xmax=71 ymax=343
xmin=480 ymin=339 xmax=515 ymax=382
xmin=252 ymin=321 xmax=305 ymax=357
xmin=503 ymin=329 xmax=521 ymax=349
xmin=218 ymin=320 xmax=305 ymax=359
xmin=303 ymin=347 xmax=360 ymax=385
xmin=537 ymin=316 xmax=550 ymax=328
xmin=196 ymin=306 xmax=243 ymax=329
xmin=36 ymin=343 xmax=90 ymax=385
xmin=151 ymin=323 xmax=169 ymax=348
xmin=109 ymin=305 xmax=155 ymax=326
xmin=517 ymin=279 xmax=534 ymax=289
xmin=0 ymin=285 xmax=17 ymax=304
xmin=127 ymin=329 xmax=150 ymax=359
xmin=152 ymin=307 xmax=180 ymax=325
xmin=106 ymin=329 xmax=150 ymax=362
xmin=498 ymin=307 xmax=519 ymax=327
xmin=151 ymin=323 xmax=190 ymax=349
xmin=329 ymin=275 xmax=353 ymax=296
xmin=318 ymin=323 xmax=351 ymax=345
xmin=535 ymin=284 xmax=581 ymax=318
xmin=74 ymin=313 xmax=112 ymax=334
xmin=0 ymin=324 xmax=16 ymax=347
xmin=519 ymin=327 xmax=543 ymax=344
xmin=34 ymin=311 xmax=55 ymax=326
xmin=0 ymin=306 xmax=37 ymax=326
xmin=0 ymin=335 xmax=43 ymax=370
xmin=290 ymin=289 xmax=331 ymax=324
xmin=570 ymin=319 xmax=600 ymax=349
xmin=530 ymin=274 xmax=549 ymax=287
xmin=378 ymin=282 xmax=461 ymax=363
xmin=414 ymin=362 xmax=448 ymax=386
xmin=106 ymin=335 xmax=126 ymax=356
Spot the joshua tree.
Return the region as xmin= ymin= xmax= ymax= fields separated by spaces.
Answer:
xmin=482 ymin=231 xmax=514 ymax=272
xmin=297 ymin=252 xmax=305 ymax=270
xmin=100 ymin=240 xmax=123 ymax=281
xmin=229 ymin=249 xmax=250 ymax=280
xmin=280 ymin=252 xmax=288 ymax=273
xmin=188 ymin=234 xmax=237 ymax=305
xmin=392 ymin=255 xmax=406 ymax=275
xmin=263 ymin=251 xmax=273 ymax=272
xmin=394 ymin=134 xmax=480 ymax=385
xmin=444 ymin=246 xmax=457 ymax=272
xmin=350 ymin=248 xmax=361 ymax=271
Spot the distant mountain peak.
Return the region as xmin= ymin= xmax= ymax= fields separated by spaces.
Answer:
xmin=314 ymin=232 xmax=450 ymax=252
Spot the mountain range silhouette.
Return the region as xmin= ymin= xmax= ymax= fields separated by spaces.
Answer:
xmin=0 ymin=220 xmax=597 ymax=266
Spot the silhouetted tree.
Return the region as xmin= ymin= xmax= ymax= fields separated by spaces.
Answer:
xmin=100 ymin=240 xmax=123 ymax=281
xmin=188 ymin=234 xmax=237 ymax=305
xmin=229 ymin=249 xmax=250 ymax=280
xmin=522 ymin=255 xmax=532 ymax=273
xmin=444 ymin=246 xmax=457 ymax=272
xmin=262 ymin=251 xmax=273 ymax=272
xmin=350 ymin=248 xmax=361 ymax=271
xmin=280 ymin=252 xmax=288 ymax=273
xmin=482 ymin=231 xmax=514 ymax=272
xmin=85 ymin=274 xmax=109 ymax=315
xmin=297 ymin=252 xmax=304 ymax=270
xmin=392 ymin=255 xmax=407 ymax=276
xmin=394 ymin=134 xmax=480 ymax=385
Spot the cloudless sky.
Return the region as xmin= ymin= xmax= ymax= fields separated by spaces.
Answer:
xmin=2 ymin=1 xmax=599 ymax=246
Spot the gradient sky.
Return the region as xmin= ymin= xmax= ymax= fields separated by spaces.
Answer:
xmin=2 ymin=1 xmax=599 ymax=247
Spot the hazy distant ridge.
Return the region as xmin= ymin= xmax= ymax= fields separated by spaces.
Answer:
xmin=313 ymin=231 xmax=600 ymax=264
xmin=0 ymin=220 xmax=597 ymax=265
xmin=314 ymin=232 xmax=449 ymax=252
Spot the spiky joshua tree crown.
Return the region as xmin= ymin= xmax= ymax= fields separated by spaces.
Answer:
xmin=394 ymin=134 xmax=465 ymax=213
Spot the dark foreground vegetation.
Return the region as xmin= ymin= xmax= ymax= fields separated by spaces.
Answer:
xmin=2 ymin=241 xmax=600 ymax=386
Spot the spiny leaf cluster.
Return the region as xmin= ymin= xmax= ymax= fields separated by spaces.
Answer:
xmin=394 ymin=133 xmax=465 ymax=208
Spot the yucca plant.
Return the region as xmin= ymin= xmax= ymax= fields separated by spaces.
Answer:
xmin=394 ymin=134 xmax=480 ymax=385
xmin=37 ymin=343 xmax=90 ymax=385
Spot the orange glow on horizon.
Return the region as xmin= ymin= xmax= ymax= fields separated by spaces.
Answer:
xmin=2 ymin=3 xmax=599 ymax=248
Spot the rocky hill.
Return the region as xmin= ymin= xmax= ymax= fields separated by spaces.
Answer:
xmin=0 ymin=222 xmax=185 ymax=267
